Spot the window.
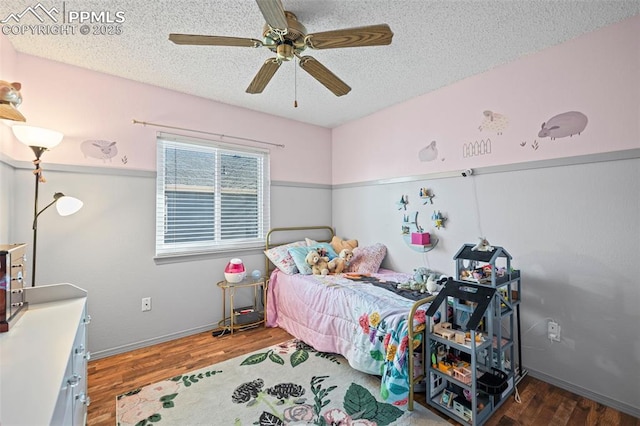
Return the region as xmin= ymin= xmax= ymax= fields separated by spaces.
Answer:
xmin=156 ymin=133 xmax=270 ymax=257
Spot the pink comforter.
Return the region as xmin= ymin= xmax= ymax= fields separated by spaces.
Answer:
xmin=266 ymin=269 xmax=430 ymax=406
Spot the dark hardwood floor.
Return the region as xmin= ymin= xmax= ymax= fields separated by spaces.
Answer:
xmin=87 ymin=326 xmax=639 ymax=426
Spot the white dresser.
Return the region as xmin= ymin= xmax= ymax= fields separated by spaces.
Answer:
xmin=0 ymin=283 xmax=89 ymax=426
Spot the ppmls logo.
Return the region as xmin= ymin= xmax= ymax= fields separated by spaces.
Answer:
xmin=1 ymin=3 xmax=60 ymax=24
xmin=1 ymin=2 xmax=125 ymax=36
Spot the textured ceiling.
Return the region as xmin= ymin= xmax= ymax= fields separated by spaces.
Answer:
xmin=1 ymin=1 xmax=638 ymax=128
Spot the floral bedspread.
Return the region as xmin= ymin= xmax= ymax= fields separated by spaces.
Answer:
xmin=266 ymin=269 xmax=432 ymax=407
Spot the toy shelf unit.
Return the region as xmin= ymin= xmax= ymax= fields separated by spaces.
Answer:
xmin=454 ymin=244 xmax=524 ymax=381
xmin=424 ymin=274 xmax=521 ymax=426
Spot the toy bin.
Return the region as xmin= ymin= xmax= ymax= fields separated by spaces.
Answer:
xmin=477 ymin=368 xmax=509 ymax=394
xmin=411 ymin=232 xmax=431 ymax=245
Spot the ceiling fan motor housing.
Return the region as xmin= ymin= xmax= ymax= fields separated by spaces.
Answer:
xmin=263 ymin=11 xmax=307 ymax=60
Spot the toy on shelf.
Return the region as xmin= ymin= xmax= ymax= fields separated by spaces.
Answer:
xmin=432 ymin=210 xmax=447 ymax=229
xmin=437 ymin=362 xmax=454 ymax=375
xmin=396 ymin=194 xmax=409 ymax=210
xmin=452 ymin=366 xmax=473 ymax=384
xmin=471 ymin=237 xmax=494 ymax=252
xmin=433 ymin=322 xmax=455 ymax=340
xmin=419 ymin=187 xmax=435 ymax=204
xmin=454 ymin=244 xmax=517 ymax=287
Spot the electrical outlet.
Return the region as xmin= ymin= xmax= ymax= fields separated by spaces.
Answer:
xmin=548 ymin=320 xmax=560 ymax=341
xmin=142 ymin=297 xmax=151 ymax=312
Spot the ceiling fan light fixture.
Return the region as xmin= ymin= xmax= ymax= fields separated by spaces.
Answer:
xmin=276 ymin=43 xmax=294 ymax=61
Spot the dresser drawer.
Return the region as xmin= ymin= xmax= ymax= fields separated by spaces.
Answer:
xmin=0 ymin=243 xmax=28 ymax=333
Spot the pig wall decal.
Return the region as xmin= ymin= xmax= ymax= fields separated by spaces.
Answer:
xmin=538 ymin=111 xmax=588 ymax=140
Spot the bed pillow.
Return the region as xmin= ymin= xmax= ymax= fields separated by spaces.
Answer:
xmin=287 ymin=246 xmax=315 ymax=275
xmin=346 ymin=243 xmax=387 ymax=274
xmin=264 ymin=241 xmax=306 ymax=274
xmin=289 ymin=244 xmax=339 ymax=275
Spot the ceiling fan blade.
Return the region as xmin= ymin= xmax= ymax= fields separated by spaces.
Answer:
xmin=169 ymin=34 xmax=262 ymax=48
xmin=305 ymin=24 xmax=393 ymax=49
xmin=298 ymin=56 xmax=351 ymax=97
xmin=246 ymin=58 xmax=282 ymax=94
xmin=256 ymin=0 xmax=287 ymax=30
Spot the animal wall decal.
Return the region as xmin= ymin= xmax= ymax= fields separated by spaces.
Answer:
xmin=478 ymin=110 xmax=508 ymax=135
xmin=538 ymin=111 xmax=588 ymax=140
xmin=419 ymin=140 xmax=438 ymax=162
xmin=81 ymin=139 xmax=119 ymax=162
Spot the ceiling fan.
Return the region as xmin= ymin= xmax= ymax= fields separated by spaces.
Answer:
xmin=168 ymin=0 xmax=393 ymax=97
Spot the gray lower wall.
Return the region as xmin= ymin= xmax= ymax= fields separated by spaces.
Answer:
xmin=0 ymin=158 xmax=14 ymax=242
xmin=6 ymin=162 xmax=331 ymax=358
xmin=332 ymin=157 xmax=640 ymax=417
xmin=3 ymin=156 xmax=639 ymax=416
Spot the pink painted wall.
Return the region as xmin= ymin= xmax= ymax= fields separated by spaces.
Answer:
xmin=332 ymin=15 xmax=640 ymax=185
xmin=0 ymin=35 xmax=332 ymax=185
xmin=0 ymin=33 xmax=18 ymax=150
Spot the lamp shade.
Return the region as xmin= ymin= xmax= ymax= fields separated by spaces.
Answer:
xmin=55 ymin=195 xmax=83 ymax=216
xmin=12 ymin=124 xmax=63 ymax=149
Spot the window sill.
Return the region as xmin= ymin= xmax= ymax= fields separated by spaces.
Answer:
xmin=154 ymin=246 xmax=264 ymax=265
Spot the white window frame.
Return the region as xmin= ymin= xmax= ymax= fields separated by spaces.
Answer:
xmin=155 ymin=133 xmax=270 ymax=258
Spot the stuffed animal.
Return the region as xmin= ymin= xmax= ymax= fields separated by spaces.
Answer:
xmin=413 ymin=267 xmax=430 ymax=284
xmin=472 ymin=237 xmax=494 ymax=252
xmin=426 ymin=274 xmax=441 ymax=293
xmin=328 ymin=248 xmax=353 ymax=274
xmin=0 ymin=81 xmax=23 ymax=107
xmin=330 ymin=236 xmax=358 ymax=254
xmin=0 ymin=80 xmax=25 ymax=122
xmin=305 ymin=249 xmax=330 ymax=275
xmin=316 ymin=246 xmax=329 ymax=258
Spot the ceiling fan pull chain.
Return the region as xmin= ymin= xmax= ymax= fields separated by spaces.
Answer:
xmin=294 ymin=57 xmax=298 ymax=108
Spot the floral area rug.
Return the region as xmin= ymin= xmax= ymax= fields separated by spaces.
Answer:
xmin=116 ymin=339 xmax=447 ymax=426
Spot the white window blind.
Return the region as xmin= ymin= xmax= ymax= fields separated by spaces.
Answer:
xmin=156 ymin=133 xmax=270 ymax=257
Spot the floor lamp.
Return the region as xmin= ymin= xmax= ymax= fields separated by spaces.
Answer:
xmin=12 ymin=124 xmax=83 ymax=287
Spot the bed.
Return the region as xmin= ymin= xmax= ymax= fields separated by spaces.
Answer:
xmin=263 ymin=226 xmax=437 ymax=410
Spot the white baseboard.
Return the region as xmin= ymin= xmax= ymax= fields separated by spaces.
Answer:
xmin=90 ymin=323 xmax=220 ymax=360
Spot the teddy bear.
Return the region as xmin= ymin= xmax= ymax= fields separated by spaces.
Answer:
xmin=305 ymin=249 xmax=330 ymax=275
xmin=330 ymin=236 xmax=358 ymax=254
xmin=0 ymin=80 xmax=25 ymax=122
xmin=328 ymin=248 xmax=353 ymax=274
